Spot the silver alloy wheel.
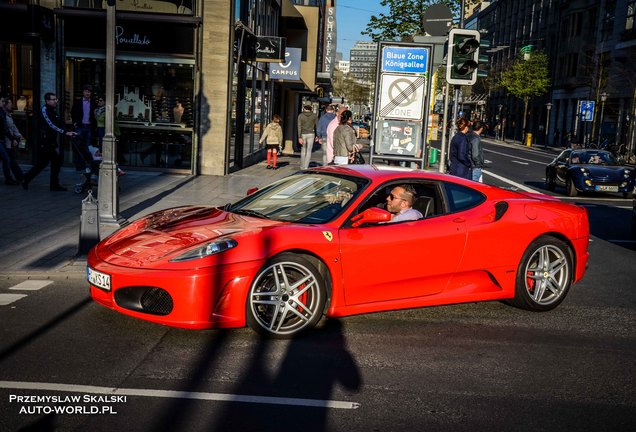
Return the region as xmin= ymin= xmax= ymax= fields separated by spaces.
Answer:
xmin=522 ymin=244 xmax=570 ymax=306
xmin=248 ymin=259 xmax=324 ymax=336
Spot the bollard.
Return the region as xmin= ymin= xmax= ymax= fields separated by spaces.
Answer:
xmin=78 ymin=190 xmax=100 ymax=256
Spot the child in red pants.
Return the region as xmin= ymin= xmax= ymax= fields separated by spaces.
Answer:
xmin=259 ymin=114 xmax=283 ymax=170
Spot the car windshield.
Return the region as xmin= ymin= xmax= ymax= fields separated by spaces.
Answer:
xmin=571 ymin=151 xmax=617 ymax=165
xmin=227 ymin=172 xmax=369 ymax=224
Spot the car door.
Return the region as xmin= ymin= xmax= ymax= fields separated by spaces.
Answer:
xmin=338 ymin=205 xmax=467 ymax=306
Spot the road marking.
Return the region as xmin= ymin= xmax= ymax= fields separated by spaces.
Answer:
xmin=485 ymin=148 xmax=548 ymax=165
xmin=0 ymin=381 xmax=361 ymax=410
xmin=9 ymin=280 xmax=54 ymax=291
xmin=0 ymin=294 xmax=28 ymax=306
xmin=483 ymin=170 xmax=538 ymax=193
xmin=553 ymin=197 xmax=632 ymax=203
xmin=512 ymin=160 xmax=529 ymax=165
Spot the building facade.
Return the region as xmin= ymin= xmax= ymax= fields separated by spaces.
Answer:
xmin=472 ymin=0 xmax=636 ymax=152
xmin=0 ymin=0 xmax=335 ymax=176
xmin=349 ymin=41 xmax=377 ymax=84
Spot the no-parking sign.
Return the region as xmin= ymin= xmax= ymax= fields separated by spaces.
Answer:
xmin=378 ymin=74 xmax=427 ymax=120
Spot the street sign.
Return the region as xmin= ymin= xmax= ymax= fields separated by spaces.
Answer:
xmin=378 ymin=73 xmax=427 ymax=120
xmin=580 ymin=100 xmax=594 ymax=122
xmin=421 ymin=3 xmax=453 ymax=37
xmin=381 ymin=46 xmax=429 ymax=74
xmin=270 ymin=48 xmax=301 ymax=81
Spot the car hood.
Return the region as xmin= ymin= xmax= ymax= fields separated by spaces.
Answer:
xmin=102 ymin=206 xmax=281 ymax=263
xmin=571 ymin=165 xmax=628 ymax=178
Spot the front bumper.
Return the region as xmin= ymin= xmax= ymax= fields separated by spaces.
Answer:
xmin=88 ymin=250 xmax=263 ymax=329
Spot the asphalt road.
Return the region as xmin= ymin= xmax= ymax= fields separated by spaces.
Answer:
xmin=1 ymin=143 xmax=635 ymax=431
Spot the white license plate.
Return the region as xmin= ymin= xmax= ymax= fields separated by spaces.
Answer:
xmin=595 ymin=185 xmax=618 ymax=192
xmin=87 ymin=267 xmax=111 ymax=291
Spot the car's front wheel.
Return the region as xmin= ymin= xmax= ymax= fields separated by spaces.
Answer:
xmin=508 ymin=236 xmax=573 ymax=312
xmin=566 ymin=177 xmax=578 ymax=197
xmin=247 ymin=253 xmax=326 ymax=338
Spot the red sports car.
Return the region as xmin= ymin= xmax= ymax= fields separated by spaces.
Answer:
xmin=88 ymin=165 xmax=590 ymax=337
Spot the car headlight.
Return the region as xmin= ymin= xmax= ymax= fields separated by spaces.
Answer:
xmin=579 ymin=168 xmax=590 ymax=176
xmin=170 ymin=239 xmax=238 ymax=262
xmin=624 ymin=169 xmax=633 ymax=179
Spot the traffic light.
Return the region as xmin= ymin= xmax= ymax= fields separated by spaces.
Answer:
xmin=477 ymin=38 xmax=491 ymax=79
xmin=446 ymin=29 xmax=481 ymax=85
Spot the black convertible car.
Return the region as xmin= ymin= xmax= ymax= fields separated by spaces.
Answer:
xmin=545 ymin=149 xmax=635 ymax=198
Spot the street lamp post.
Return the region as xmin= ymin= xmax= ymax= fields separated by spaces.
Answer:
xmin=599 ymin=92 xmax=608 ymax=145
xmin=545 ymin=102 xmax=552 ymax=146
xmin=98 ymin=1 xmax=125 ymax=234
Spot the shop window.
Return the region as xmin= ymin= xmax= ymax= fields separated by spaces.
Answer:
xmin=65 ymin=57 xmax=195 ymax=171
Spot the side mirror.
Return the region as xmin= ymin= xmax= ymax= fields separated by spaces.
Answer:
xmin=351 ymin=207 xmax=392 ymax=227
xmin=246 ymin=187 xmax=259 ymax=196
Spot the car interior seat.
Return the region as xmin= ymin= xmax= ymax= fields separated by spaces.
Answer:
xmin=412 ymin=196 xmax=433 ymax=218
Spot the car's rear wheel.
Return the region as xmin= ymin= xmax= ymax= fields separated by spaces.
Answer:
xmin=566 ymin=177 xmax=578 ymax=197
xmin=508 ymin=236 xmax=573 ymax=311
xmin=247 ymin=253 xmax=326 ymax=338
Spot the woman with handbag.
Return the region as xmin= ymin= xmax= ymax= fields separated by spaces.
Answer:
xmin=333 ymin=110 xmax=362 ymax=165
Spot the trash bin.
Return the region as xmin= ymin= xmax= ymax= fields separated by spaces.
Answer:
xmin=428 ymin=147 xmax=439 ymax=165
xmin=525 ymin=132 xmax=533 ymax=147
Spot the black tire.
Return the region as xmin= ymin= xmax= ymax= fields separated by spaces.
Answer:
xmin=508 ymin=236 xmax=573 ymax=312
xmin=566 ymin=177 xmax=578 ymax=197
xmin=545 ymin=171 xmax=555 ymax=191
xmin=246 ymin=253 xmax=326 ymax=338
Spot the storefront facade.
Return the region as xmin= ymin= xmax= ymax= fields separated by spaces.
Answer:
xmin=58 ymin=2 xmax=199 ymax=173
xmin=1 ymin=0 xmax=327 ymax=176
xmin=0 ymin=0 xmax=55 ymax=164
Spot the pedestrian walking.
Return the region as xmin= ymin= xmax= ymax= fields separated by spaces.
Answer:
xmin=21 ymin=92 xmax=76 ymax=191
xmin=71 ymin=84 xmax=96 ymax=170
xmin=332 ymin=110 xmax=357 ymax=165
xmin=449 ymin=117 xmax=472 ymax=180
xmin=297 ymin=104 xmax=317 ymax=170
xmin=1 ymin=97 xmax=25 ymax=185
xmin=259 ymin=114 xmax=283 ymax=170
xmin=469 ymin=120 xmax=485 ymax=182
xmin=316 ymin=105 xmax=335 ymax=166
xmin=325 ymin=105 xmax=347 ymax=165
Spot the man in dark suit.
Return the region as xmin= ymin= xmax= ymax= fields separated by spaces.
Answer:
xmin=71 ymin=84 xmax=97 ymax=170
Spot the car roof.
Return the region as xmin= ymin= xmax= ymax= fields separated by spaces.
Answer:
xmin=306 ymin=164 xmax=485 ymax=186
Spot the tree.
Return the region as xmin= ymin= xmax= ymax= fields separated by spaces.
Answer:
xmin=332 ymin=69 xmax=373 ymax=110
xmin=362 ymin=0 xmax=480 ymax=42
xmin=499 ymin=51 xmax=550 ymax=136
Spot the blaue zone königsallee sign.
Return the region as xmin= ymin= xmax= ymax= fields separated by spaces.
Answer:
xmin=381 ymin=46 xmax=429 ymax=75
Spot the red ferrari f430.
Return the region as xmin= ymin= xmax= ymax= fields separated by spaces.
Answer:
xmin=88 ymin=166 xmax=589 ymax=337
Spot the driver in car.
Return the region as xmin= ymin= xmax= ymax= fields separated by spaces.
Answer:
xmin=386 ymin=185 xmax=422 ymax=223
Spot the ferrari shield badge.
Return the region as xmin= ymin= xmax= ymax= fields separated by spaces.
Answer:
xmin=322 ymin=231 xmax=333 ymax=242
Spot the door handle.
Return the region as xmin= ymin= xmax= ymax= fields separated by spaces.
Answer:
xmin=453 ymin=217 xmax=465 ymax=223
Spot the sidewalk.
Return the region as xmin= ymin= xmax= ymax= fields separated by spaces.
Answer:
xmin=0 ymin=137 xmax=568 ymax=278
xmin=0 ymin=151 xmax=314 ymax=277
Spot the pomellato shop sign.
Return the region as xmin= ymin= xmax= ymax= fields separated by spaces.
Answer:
xmin=64 ymin=18 xmax=194 ymax=55
xmin=116 ymin=26 xmax=151 ymax=47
